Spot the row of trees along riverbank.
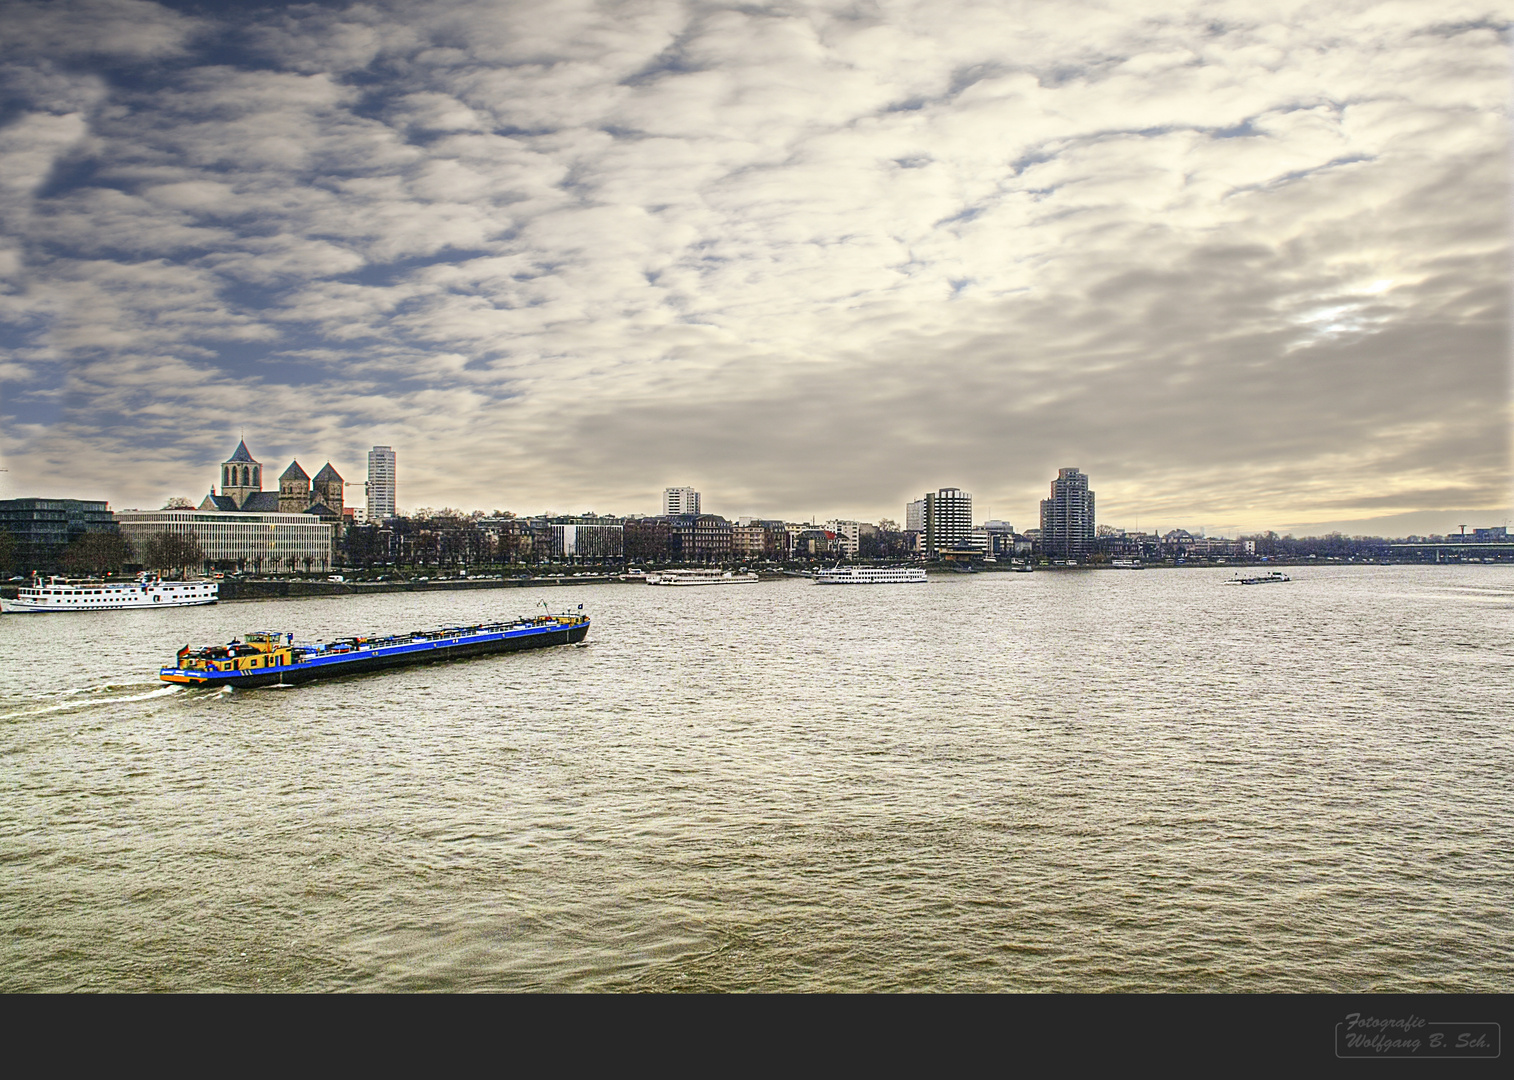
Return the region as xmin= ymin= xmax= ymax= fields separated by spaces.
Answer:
xmin=0 ymin=530 xmax=204 ymax=579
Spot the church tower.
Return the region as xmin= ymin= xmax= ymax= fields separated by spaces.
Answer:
xmin=220 ymin=440 xmax=262 ymax=509
xmin=279 ymin=460 xmax=311 ymax=514
xmin=311 ymin=463 xmax=344 ymax=515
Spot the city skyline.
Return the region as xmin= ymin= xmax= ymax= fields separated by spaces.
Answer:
xmin=17 ymin=431 xmax=1514 ymax=541
xmin=0 ymin=1 xmax=1508 ymax=536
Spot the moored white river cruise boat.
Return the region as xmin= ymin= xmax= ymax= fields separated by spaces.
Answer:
xmin=2 ymin=573 xmax=218 ymax=613
xmin=644 ymin=568 xmax=759 ymax=586
xmin=814 ymin=565 xmax=927 ymax=585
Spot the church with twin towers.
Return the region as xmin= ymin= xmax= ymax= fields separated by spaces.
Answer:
xmin=200 ymin=439 xmax=345 ymax=530
xmin=200 ymin=438 xmax=398 ymax=527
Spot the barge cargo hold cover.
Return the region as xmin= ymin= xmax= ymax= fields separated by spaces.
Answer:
xmin=160 ymin=610 xmax=590 ymax=688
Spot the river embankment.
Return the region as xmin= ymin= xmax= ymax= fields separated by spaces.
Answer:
xmin=0 ymin=574 xmax=629 ymax=603
xmin=217 ymin=574 xmax=628 ymax=601
xmin=0 ymin=558 xmax=1475 ymax=603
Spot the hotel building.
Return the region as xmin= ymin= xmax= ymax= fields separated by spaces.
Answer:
xmin=663 ymin=486 xmax=700 ymax=516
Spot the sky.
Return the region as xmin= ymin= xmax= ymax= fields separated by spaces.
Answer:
xmin=0 ymin=0 xmax=1508 ymax=536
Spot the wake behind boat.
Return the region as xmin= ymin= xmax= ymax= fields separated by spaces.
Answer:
xmin=159 ymin=608 xmax=589 ymax=688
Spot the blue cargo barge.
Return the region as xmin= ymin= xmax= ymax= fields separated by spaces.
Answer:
xmin=160 ymin=610 xmax=590 ymax=688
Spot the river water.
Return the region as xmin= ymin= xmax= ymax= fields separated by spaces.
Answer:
xmin=1 ymin=565 xmax=1510 ymax=992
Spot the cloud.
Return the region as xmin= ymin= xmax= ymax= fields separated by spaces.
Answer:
xmin=0 ymin=0 xmax=1507 ymax=530
xmin=0 ymin=0 xmax=201 ymax=63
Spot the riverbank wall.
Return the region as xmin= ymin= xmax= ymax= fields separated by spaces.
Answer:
xmin=217 ymin=575 xmax=623 ymax=602
xmin=0 ymin=575 xmax=627 ymax=604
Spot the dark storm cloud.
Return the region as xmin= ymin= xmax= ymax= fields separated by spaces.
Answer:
xmin=0 ymin=0 xmax=1506 ymax=530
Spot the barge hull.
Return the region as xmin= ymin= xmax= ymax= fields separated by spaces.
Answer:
xmin=163 ymin=620 xmax=587 ymax=689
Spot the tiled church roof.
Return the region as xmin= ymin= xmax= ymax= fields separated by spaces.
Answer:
xmin=240 ymin=492 xmax=282 ymax=512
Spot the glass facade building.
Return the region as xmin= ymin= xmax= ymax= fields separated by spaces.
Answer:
xmin=0 ymin=498 xmax=118 ymax=571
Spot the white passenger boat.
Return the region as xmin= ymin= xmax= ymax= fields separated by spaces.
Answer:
xmin=814 ymin=565 xmax=927 ymax=585
xmin=644 ymin=569 xmax=759 ymax=586
xmin=2 ymin=573 xmax=218 ymax=613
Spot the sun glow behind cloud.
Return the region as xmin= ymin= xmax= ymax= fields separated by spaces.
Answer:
xmin=0 ymin=0 xmax=1507 ymax=531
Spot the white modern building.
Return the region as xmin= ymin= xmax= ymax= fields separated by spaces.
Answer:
xmin=825 ymin=519 xmax=861 ymax=558
xmin=115 ymin=509 xmax=333 ymax=571
xmin=551 ymin=523 xmax=625 ymax=561
xmin=367 ymin=446 xmax=397 ymax=522
xmin=970 ymin=520 xmax=1016 ymax=557
xmin=663 ymin=486 xmax=700 ymax=516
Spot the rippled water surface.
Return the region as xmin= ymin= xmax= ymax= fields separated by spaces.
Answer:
xmin=2 ymin=565 xmax=1511 ymax=991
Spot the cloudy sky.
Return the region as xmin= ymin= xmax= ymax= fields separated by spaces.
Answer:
xmin=1 ymin=0 xmax=1508 ymax=534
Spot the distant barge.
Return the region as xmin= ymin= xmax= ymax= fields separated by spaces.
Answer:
xmin=1224 ymin=571 xmax=1291 ymax=585
xmin=159 ymin=610 xmax=590 ymax=688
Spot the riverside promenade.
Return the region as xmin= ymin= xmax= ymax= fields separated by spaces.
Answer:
xmin=0 ymin=574 xmax=625 ymax=604
xmin=217 ymin=574 xmax=623 ymax=602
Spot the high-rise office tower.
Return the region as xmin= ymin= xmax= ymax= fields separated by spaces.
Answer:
xmin=930 ymin=487 xmax=972 ymax=553
xmin=1039 ymin=467 xmax=1095 ymax=559
xmin=663 ymin=486 xmax=700 ymax=516
xmin=908 ymin=488 xmax=971 ymax=554
xmin=367 ymin=445 xmax=397 ymax=522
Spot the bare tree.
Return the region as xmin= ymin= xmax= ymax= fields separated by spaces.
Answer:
xmin=62 ymin=532 xmax=134 ymax=576
xmin=142 ymin=532 xmax=205 ymax=578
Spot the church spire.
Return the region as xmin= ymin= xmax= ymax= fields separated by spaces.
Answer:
xmin=220 ymin=439 xmax=262 ymax=509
